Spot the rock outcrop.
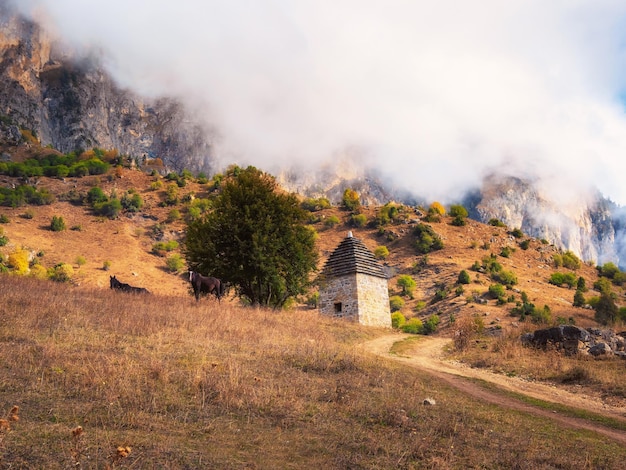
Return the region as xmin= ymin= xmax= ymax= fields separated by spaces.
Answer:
xmin=0 ymin=3 xmax=214 ymax=173
xmin=466 ymin=174 xmax=620 ymax=268
xmin=522 ymin=325 xmax=626 ymax=358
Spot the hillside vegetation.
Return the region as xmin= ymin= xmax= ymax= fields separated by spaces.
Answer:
xmin=1 ymin=140 xmax=626 ymax=466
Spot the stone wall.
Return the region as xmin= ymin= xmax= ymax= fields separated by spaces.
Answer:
xmin=355 ymin=273 xmax=391 ymax=327
xmin=319 ymin=274 xmax=359 ymax=321
xmin=319 ymin=273 xmax=391 ymax=327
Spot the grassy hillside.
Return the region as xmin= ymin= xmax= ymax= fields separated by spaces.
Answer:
xmin=1 ymin=143 xmax=626 ymax=466
xmin=1 ymin=276 xmax=626 ymax=469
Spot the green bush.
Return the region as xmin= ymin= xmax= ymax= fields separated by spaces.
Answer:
xmin=324 ymin=215 xmax=341 ymax=228
xmin=152 ymin=240 xmax=179 ymax=256
xmin=121 ymin=190 xmax=143 ymax=212
xmin=434 ymin=286 xmax=449 ymax=302
xmin=422 ymin=207 xmax=441 ymax=223
xmin=0 ymin=214 xmax=9 ymax=224
xmin=103 ymin=260 xmax=111 ymax=271
xmin=450 ymin=215 xmax=467 ymax=226
xmin=488 ymin=283 xmax=506 ymax=300
xmin=397 ymin=274 xmax=416 ymax=298
xmin=341 ymin=188 xmax=360 ymax=211
xmin=50 ymin=215 xmax=66 ymax=232
xmin=93 ymin=198 xmax=122 ymax=219
xmin=492 ymin=269 xmax=518 ymax=286
xmin=549 ymin=272 xmax=577 ymax=288
xmin=166 ymin=254 xmax=185 ymax=273
xmin=449 ymin=204 xmax=468 ymax=218
xmin=594 ymin=277 xmax=612 ymax=294
xmin=449 ymin=205 xmax=468 ymax=226
xmin=389 ymin=295 xmax=405 ymax=312
xmin=414 ymin=223 xmax=444 ymax=254
xmin=350 ymin=213 xmax=367 ymax=227
xmin=519 ymin=239 xmax=530 ymax=250
xmin=374 ymin=245 xmax=389 ymax=259
xmin=573 ymin=289 xmax=585 ymax=307
xmin=87 ymin=186 xmax=107 ymax=205
xmin=391 ymin=311 xmax=406 ymax=329
xmin=423 ymin=314 xmax=440 ymax=335
xmin=401 ymin=317 xmax=424 ymax=334
xmin=49 ymin=263 xmax=74 ymax=282
xmin=301 ymin=197 xmax=331 ymax=212
xmin=594 ymin=291 xmax=618 ymax=325
xmin=164 ymin=184 xmax=179 ymax=206
xmin=563 ymin=251 xmax=581 ymax=270
xmin=75 ymin=256 xmax=86 ymax=267
xmin=510 ymin=228 xmax=524 ymax=238
xmin=598 ymin=262 xmax=620 ymax=279
xmin=488 ymin=218 xmax=506 ymax=227
xmin=457 ymin=270 xmax=471 ymax=284
xmin=530 ymin=305 xmax=552 ymax=324
xmin=167 ymin=209 xmax=181 ymax=223
xmin=500 ymin=246 xmax=513 ymax=258
xmin=374 ymin=203 xmax=403 ymax=227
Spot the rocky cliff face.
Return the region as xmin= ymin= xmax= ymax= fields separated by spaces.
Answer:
xmin=0 ymin=2 xmax=214 ymax=172
xmin=465 ymin=174 xmax=620 ymax=267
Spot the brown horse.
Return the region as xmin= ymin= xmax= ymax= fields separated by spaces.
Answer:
xmin=189 ymin=271 xmax=224 ymax=302
xmin=110 ymin=275 xmax=150 ymax=294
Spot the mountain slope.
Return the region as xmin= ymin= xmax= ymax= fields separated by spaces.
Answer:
xmin=0 ymin=150 xmax=612 ymax=333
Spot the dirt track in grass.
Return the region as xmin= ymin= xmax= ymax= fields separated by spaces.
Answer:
xmin=360 ymin=333 xmax=626 ymax=445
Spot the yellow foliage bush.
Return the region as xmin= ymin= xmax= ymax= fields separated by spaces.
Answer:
xmin=8 ymin=249 xmax=29 ymax=274
xmin=29 ymin=264 xmax=48 ymax=280
xmin=49 ymin=263 xmax=74 ymax=282
xmin=429 ymin=201 xmax=446 ymax=216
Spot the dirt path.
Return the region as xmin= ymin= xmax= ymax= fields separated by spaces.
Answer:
xmin=360 ymin=333 xmax=626 ymax=444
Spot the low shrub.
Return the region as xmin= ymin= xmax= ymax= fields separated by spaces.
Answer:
xmin=50 ymin=215 xmax=66 ymax=232
xmin=391 ymin=311 xmax=406 ymax=329
xmin=49 ymin=263 xmax=74 ymax=282
xmin=401 ymin=317 xmax=424 ymax=334
xmin=324 ymin=215 xmax=341 ymax=228
xmin=374 ymin=245 xmax=389 ymax=259
xmin=389 ymin=295 xmax=405 ymax=312
xmin=166 ymin=254 xmax=185 ymax=273
xmin=423 ymin=314 xmax=440 ymax=335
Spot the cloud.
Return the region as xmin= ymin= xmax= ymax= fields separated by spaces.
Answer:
xmin=10 ymin=0 xmax=626 ymax=204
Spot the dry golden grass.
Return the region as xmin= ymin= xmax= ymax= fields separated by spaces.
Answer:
xmin=1 ymin=276 xmax=626 ymax=468
xmin=451 ymin=328 xmax=626 ymax=408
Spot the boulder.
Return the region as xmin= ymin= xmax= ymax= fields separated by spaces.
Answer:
xmin=588 ymin=343 xmax=613 ymax=356
xmin=527 ymin=325 xmax=590 ymax=348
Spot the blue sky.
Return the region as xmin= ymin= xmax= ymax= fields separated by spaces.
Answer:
xmin=11 ymin=0 xmax=626 ymax=205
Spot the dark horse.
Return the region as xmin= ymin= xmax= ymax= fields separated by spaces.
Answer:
xmin=189 ymin=271 xmax=224 ymax=302
xmin=110 ymin=275 xmax=150 ymax=294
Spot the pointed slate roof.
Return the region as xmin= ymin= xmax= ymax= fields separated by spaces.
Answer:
xmin=322 ymin=232 xmax=388 ymax=279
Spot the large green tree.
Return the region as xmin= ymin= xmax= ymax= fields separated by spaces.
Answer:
xmin=184 ymin=166 xmax=318 ymax=308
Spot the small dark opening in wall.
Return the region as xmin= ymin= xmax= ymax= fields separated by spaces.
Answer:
xmin=334 ymin=302 xmax=342 ymax=313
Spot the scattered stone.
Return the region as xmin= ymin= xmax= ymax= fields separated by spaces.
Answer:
xmin=423 ymin=398 xmax=436 ymax=406
xmin=588 ymin=343 xmax=612 ymax=356
xmin=523 ymin=326 xmax=625 ymax=358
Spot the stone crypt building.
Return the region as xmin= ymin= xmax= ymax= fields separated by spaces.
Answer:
xmin=319 ymin=232 xmax=391 ymax=327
